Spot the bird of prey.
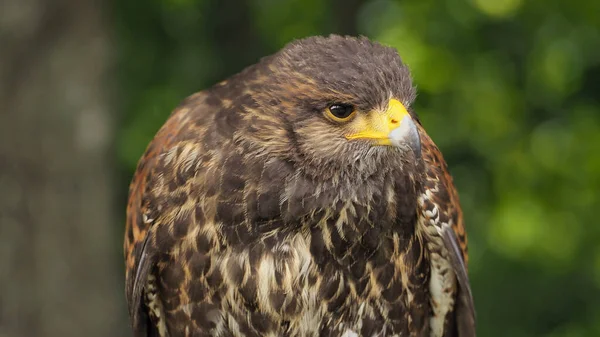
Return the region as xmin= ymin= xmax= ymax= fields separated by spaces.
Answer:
xmin=124 ymin=35 xmax=475 ymax=337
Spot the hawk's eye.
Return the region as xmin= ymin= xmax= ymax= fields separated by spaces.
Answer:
xmin=326 ymin=104 xmax=355 ymax=122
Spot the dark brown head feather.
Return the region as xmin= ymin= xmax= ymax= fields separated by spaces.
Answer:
xmin=273 ymin=35 xmax=416 ymax=111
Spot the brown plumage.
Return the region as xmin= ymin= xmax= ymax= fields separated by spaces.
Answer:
xmin=124 ymin=35 xmax=475 ymax=337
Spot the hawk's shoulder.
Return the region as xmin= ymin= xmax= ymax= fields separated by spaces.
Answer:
xmin=417 ymin=125 xmax=475 ymax=337
xmin=124 ymin=90 xmax=229 ymax=336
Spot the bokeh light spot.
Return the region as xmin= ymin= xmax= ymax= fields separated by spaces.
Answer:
xmin=472 ymin=0 xmax=523 ymax=18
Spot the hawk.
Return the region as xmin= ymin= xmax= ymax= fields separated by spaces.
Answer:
xmin=124 ymin=35 xmax=475 ymax=337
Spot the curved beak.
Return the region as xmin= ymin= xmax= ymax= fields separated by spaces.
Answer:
xmin=345 ymin=99 xmax=421 ymax=158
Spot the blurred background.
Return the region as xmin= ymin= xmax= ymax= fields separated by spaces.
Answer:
xmin=1 ymin=0 xmax=599 ymax=336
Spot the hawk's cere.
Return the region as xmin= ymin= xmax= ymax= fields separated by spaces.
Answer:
xmin=124 ymin=35 xmax=475 ymax=337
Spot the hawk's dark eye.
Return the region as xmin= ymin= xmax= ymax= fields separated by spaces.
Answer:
xmin=326 ymin=104 xmax=355 ymax=122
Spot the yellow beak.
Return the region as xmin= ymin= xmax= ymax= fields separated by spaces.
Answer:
xmin=345 ymin=99 xmax=420 ymax=151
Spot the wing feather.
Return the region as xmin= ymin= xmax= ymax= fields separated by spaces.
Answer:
xmin=130 ymin=229 xmax=159 ymax=337
xmin=124 ymin=93 xmax=209 ymax=337
xmin=439 ymin=223 xmax=476 ymax=336
xmin=418 ymin=125 xmax=476 ymax=337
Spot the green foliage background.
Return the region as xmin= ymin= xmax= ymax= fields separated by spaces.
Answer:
xmin=113 ymin=0 xmax=600 ymax=335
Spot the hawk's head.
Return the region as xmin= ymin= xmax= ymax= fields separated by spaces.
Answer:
xmin=232 ymin=35 xmax=422 ymax=182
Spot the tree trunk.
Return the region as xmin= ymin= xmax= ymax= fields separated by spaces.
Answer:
xmin=0 ymin=0 xmax=126 ymax=336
